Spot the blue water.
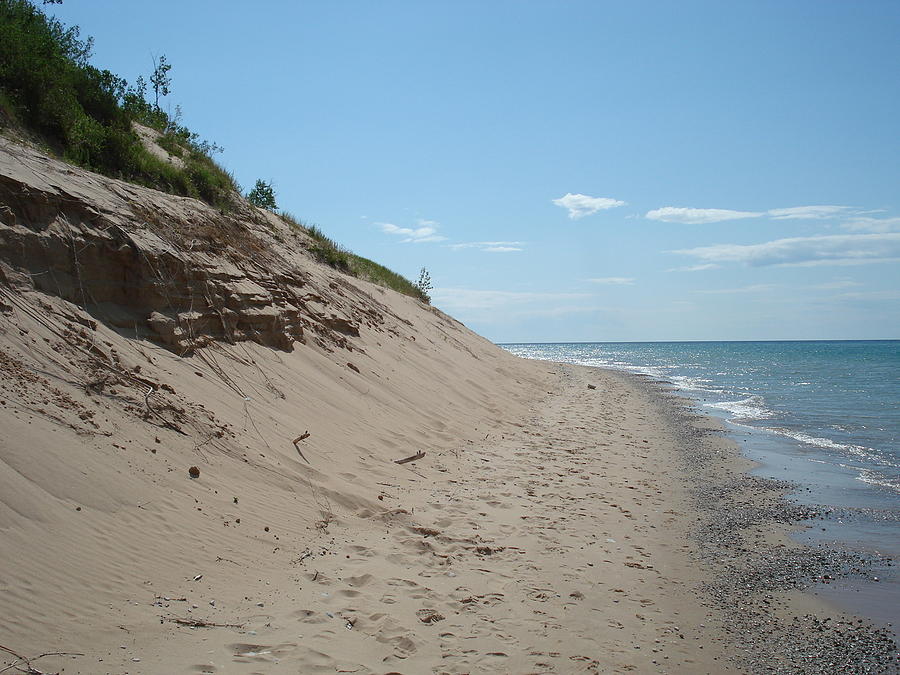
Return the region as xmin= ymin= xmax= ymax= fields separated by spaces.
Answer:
xmin=501 ymin=341 xmax=899 ymax=496
xmin=501 ymin=340 xmax=900 ymax=629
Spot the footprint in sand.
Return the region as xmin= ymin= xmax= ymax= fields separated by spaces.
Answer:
xmin=229 ymin=641 xmax=297 ymax=663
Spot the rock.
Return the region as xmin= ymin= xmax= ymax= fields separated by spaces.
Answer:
xmin=188 ymin=466 xmax=200 ymax=478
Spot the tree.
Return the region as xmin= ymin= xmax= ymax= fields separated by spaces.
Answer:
xmin=413 ymin=267 xmax=433 ymax=302
xmin=150 ymin=53 xmax=171 ymax=109
xmin=247 ymin=179 xmax=277 ymax=210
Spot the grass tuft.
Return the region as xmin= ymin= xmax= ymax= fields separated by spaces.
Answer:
xmin=277 ymin=212 xmax=429 ymax=302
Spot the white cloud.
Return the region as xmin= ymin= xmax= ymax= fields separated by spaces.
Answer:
xmin=767 ymin=205 xmax=851 ymax=220
xmin=449 ymin=241 xmax=524 ymax=252
xmin=646 ymin=207 xmax=763 ymax=224
xmin=668 ymin=263 xmax=721 ymax=272
xmin=379 ymin=220 xmax=447 ymax=243
xmin=587 ymin=277 xmax=635 ymax=285
xmin=553 ymin=193 xmax=626 ymax=219
xmin=647 ymin=204 xmax=854 ymax=225
xmin=841 ymin=216 xmax=900 ymax=233
xmin=672 ymin=233 xmax=900 ymax=267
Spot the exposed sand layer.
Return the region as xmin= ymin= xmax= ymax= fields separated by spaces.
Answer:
xmin=1 ymin=137 xmax=897 ymax=674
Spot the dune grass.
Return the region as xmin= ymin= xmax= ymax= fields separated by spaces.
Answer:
xmin=279 ymin=212 xmax=429 ymax=302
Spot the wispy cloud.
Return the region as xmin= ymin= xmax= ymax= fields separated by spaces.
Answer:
xmin=808 ymin=278 xmax=863 ymax=290
xmin=694 ymin=284 xmax=778 ymax=295
xmin=668 ymin=263 xmax=721 ymax=272
xmin=835 ymin=290 xmax=900 ymax=301
xmin=672 ymin=233 xmax=900 ymax=267
xmin=587 ymin=277 xmax=635 ymax=285
xmin=841 ymin=216 xmax=900 ymax=233
xmin=449 ymin=241 xmax=524 ymax=253
xmin=483 ymin=246 xmax=522 ymax=253
xmin=553 ymin=193 xmax=626 ymax=219
xmin=768 ymin=205 xmax=852 ymax=220
xmin=646 ymin=207 xmax=762 ymax=224
xmin=379 ymin=219 xmax=447 ymax=243
xmin=647 ymin=204 xmax=854 ymax=225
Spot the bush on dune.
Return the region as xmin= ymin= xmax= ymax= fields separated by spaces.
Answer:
xmin=0 ymin=0 xmax=237 ymax=207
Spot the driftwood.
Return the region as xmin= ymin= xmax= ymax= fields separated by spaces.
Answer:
xmin=0 ymin=643 xmax=83 ymax=675
xmin=292 ymin=431 xmax=311 ymax=463
xmin=394 ymin=450 xmax=425 ymax=465
xmin=165 ymin=617 xmax=243 ymax=629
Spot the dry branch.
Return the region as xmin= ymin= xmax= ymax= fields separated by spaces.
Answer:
xmin=164 ymin=617 xmax=243 ymax=629
xmin=394 ymin=450 xmax=425 ymax=464
xmin=292 ymin=431 xmax=311 ymax=463
xmin=0 ymin=643 xmax=83 ymax=675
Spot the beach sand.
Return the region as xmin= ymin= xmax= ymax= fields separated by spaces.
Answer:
xmin=0 ymin=309 xmax=729 ymax=674
xmin=1 ymin=138 xmax=896 ymax=674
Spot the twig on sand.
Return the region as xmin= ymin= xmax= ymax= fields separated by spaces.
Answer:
xmin=0 ymin=643 xmax=84 ymax=675
xmin=143 ymin=385 xmax=187 ymax=435
xmin=292 ymin=431 xmax=311 ymax=463
xmin=394 ymin=450 xmax=425 ymax=465
xmin=216 ymin=556 xmax=241 ymax=566
xmin=293 ymin=549 xmax=314 ymax=564
xmin=164 ymin=617 xmax=244 ymax=629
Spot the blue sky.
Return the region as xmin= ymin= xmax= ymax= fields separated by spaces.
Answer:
xmin=50 ymin=1 xmax=900 ymax=342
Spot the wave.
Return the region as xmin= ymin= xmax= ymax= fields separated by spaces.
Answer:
xmin=857 ymin=469 xmax=900 ymax=493
xmin=764 ymin=427 xmax=900 ymax=469
xmin=703 ymin=395 xmax=774 ymax=421
xmin=669 ymin=375 xmax=731 ymax=396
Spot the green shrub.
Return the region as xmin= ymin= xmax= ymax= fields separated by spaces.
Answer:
xmin=0 ymin=0 xmax=235 ymax=208
xmin=247 ymin=179 xmax=277 ymax=210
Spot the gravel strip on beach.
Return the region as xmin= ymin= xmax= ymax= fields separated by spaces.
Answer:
xmin=630 ymin=373 xmax=900 ymax=674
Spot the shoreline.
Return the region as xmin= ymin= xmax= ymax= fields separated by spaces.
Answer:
xmin=624 ymin=369 xmax=899 ymax=672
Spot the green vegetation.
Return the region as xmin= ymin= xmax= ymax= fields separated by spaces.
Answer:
xmin=247 ymin=179 xmax=277 ymax=211
xmin=0 ymin=0 xmax=237 ymax=207
xmin=279 ymin=212 xmax=430 ymax=303
xmin=0 ymin=1 xmax=430 ymax=303
xmin=413 ymin=267 xmax=433 ymax=303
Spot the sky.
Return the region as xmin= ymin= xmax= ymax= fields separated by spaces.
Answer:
xmin=49 ymin=0 xmax=900 ymax=342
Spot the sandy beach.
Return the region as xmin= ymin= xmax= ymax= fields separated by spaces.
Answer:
xmin=1 ymin=139 xmax=898 ymax=675
xmin=0 ymin=313 xmax=729 ymax=674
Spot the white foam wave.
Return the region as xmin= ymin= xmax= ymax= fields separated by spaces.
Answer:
xmin=857 ymin=469 xmax=900 ymax=493
xmin=766 ymin=428 xmax=900 ymax=469
xmin=669 ymin=375 xmax=730 ymax=395
xmin=703 ymin=395 xmax=774 ymax=421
